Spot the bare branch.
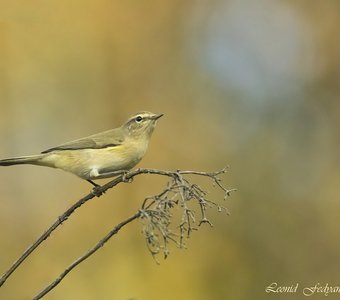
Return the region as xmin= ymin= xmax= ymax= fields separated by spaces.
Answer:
xmin=0 ymin=191 xmax=97 ymax=287
xmin=33 ymin=212 xmax=141 ymax=300
xmin=0 ymin=167 xmax=234 ymax=300
xmin=0 ymin=173 xmax=123 ymax=288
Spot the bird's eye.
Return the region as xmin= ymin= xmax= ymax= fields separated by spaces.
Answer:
xmin=135 ymin=116 xmax=143 ymax=123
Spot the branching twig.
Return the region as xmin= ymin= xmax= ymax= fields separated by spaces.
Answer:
xmin=138 ymin=167 xmax=235 ymax=260
xmin=0 ymin=167 xmax=235 ymax=299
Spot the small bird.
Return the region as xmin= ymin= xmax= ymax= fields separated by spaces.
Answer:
xmin=0 ymin=111 xmax=163 ymax=186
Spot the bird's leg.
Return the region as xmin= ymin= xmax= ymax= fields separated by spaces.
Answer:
xmin=88 ymin=170 xmax=132 ymax=196
xmin=87 ymin=179 xmax=100 ymax=187
xmin=87 ymin=180 xmax=105 ymax=197
xmin=97 ymin=170 xmax=132 ymax=182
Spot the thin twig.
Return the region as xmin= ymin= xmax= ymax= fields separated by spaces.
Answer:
xmin=33 ymin=212 xmax=141 ymax=300
xmin=0 ymin=174 xmax=123 ymax=287
xmin=0 ymin=191 xmax=96 ymax=287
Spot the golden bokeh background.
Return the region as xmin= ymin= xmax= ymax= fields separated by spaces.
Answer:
xmin=1 ymin=1 xmax=340 ymax=299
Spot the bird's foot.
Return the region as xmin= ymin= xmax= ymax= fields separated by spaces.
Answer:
xmin=121 ymin=170 xmax=132 ymax=183
xmin=87 ymin=179 xmax=105 ymax=197
xmin=91 ymin=185 xmax=105 ymax=197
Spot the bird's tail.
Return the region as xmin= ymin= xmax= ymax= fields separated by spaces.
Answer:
xmin=0 ymin=154 xmax=45 ymax=166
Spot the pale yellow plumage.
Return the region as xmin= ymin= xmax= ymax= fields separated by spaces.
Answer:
xmin=0 ymin=111 xmax=163 ymax=185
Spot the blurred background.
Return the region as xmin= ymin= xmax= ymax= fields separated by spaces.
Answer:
xmin=0 ymin=0 xmax=340 ymax=299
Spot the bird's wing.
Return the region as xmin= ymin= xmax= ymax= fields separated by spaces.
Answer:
xmin=41 ymin=128 xmax=124 ymax=153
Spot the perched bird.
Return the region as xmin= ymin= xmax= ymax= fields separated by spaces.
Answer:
xmin=0 ymin=111 xmax=163 ymax=186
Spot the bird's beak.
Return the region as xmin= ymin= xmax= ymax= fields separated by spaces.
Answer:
xmin=152 ymin=113 xmax=164 ymax=120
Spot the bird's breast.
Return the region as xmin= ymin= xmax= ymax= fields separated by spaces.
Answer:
xmin=44 ymin=138 xmax=149 ymax=180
